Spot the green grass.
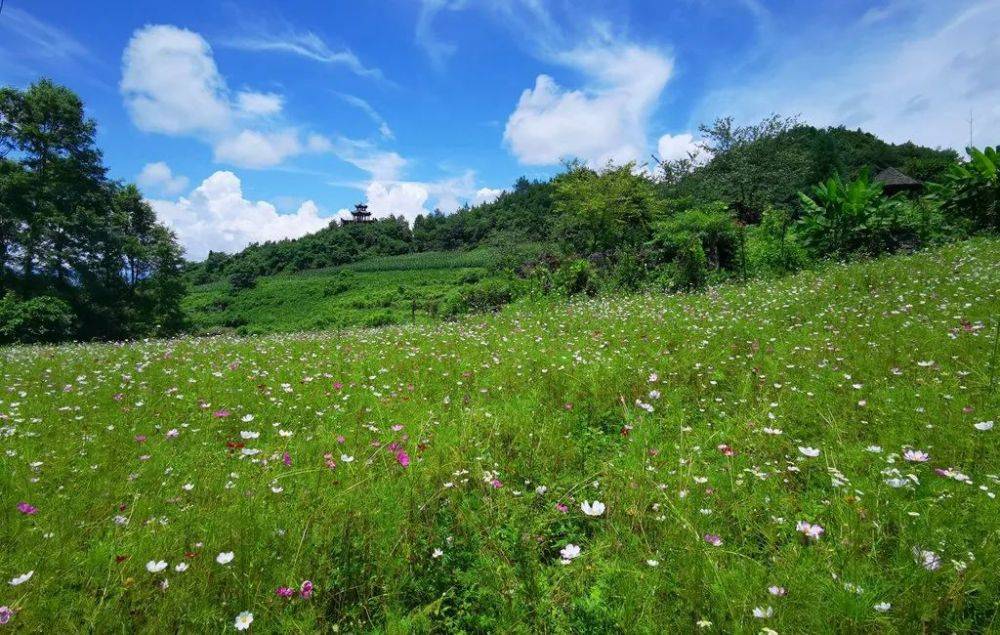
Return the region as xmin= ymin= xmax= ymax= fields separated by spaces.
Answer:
xmin=2 ymin=238 xmax=999 ymax=632
xmin=184 ymin=249 xmax=501 ymax=334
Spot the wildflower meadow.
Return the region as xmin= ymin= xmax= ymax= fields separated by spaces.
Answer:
xmin=2 ymin=238 xmax=998 ymax=632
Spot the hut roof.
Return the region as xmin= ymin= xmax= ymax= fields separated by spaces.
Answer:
xmin=874 ymin=167 xmax=921 ymax=187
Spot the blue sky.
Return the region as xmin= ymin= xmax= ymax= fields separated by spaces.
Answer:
xmin=2 ymin=0 xmax=998 ymax=259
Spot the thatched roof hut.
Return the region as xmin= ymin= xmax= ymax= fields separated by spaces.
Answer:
xmin=874 ymin=167 xmax=923 ymax=196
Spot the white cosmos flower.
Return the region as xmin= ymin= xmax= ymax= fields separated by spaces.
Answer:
xmin=874 ymin=602 xmax=891 ymax=612
xmin=431 ymin=548 xmax=444 ymax=558
xmin=581 ymin=500 xmax=606 ymax=517
xmin=240 ymin=431 xmax=259 ymax=440
xmin=174 ymin=562 xmax=188 ymax=572
xmin=798 ymin=446 xmax=820 ymax=458
xmin=974 ymin=421 xmax=993 ymax=431
xmin=278 ymin=429 xmax=293 ymax=437
xmin=146 ymin=560 xmax=168 ymax=573
xmin=753 ymin=606 xmax=774 ymax=619
xmin=234 ymin=611 xmax=253 ymax=631
xmin=560 ymin=543 xmax=581 ymax=562
xmin=903 ymin=449 xmax=930 ymax=462
xmin=9 ymin=571 xmax=33 ymax=586
xmin=241 ymin=415 xmax=254 ymax=423
xmin=216 ymin=551 xmax=234 ymax=565
xmin=341 ymin=454 xmax=355 ymax=463
xmin=646 ymin=559 xmax=659 ymax=567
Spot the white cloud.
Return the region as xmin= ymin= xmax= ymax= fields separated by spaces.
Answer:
xmin=214 ymin=130 xmax=307 ymax=169
xmin=697 ymin=0 xmax=1000 ymax=151
xmin=148 ymin=171 xmax=331 ymax=259
xmin=121 ymin=24 xmax=332 ymax=169
xmin=137 ymin=162 xmax=189 ymax=196
xmin=504 ymin=43 xmax=673 ymax=167
xmin=364 ymin=181 xmax=431 ymax=223
xmin=415 ymin=0 xmax=462 ymax=69
xmin=236 ymin=91 xmax=284 ymax=117
xmin=0 ymin=6 xmax=89 ymax=62
xmin=656 ymin=133 xmax=701 ymax=162
xmin=223 ymin=29 xmax=384 ymax=80
xmin=338 ymin=94 xmax=394 ymax=140
xmin=473 ymin=187 xmax=504 ymax=205
xmin=121 ymin=25 xmax=232 ymax=136
xmin=334 ymin=138 xmax=408 ymax=182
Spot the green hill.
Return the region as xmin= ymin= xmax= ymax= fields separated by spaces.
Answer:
xmin=184 ymin=249 xmax=508 ymax=334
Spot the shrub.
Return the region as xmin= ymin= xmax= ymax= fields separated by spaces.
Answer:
xmin=746 ymin=207 xmax=811 ymax=275
xmin=553 ymin=258 xmax=598 ymax=296
xmin=928 ymin=146 xmax=999 ymax=231
xmin=461 ymin=279 xmax=515 ymax=313
xmin=674 ymin=236 xmax=708 ymax=290
xmin=229 ymin=268 xmax=258 ymax=291
xmin=0 ymin=293 xmax=76 ymax=344
xmin=649 ymin=202 xmax=738 ymax=271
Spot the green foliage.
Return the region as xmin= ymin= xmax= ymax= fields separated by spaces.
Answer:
xmin=0 ymin=80 xmax=185 ymax=341
xmin=649 ymin=202 xmax=738 ymax=271
xmin=798 ymin=170 xmax=935 ymax=257
xmin=228 ymin=267 xmax=258 ymax=292
xmin=745 ymin=208 xmax=811 ymax=275
xmin=673 ymin=235 xmax=709 ymax=290
xmin=0 ymin=292 xmax=75 ymax=343
xmin=553 ymin=162 xmax=666 ymax=255
xmin=929 ymin=146 xmax=1000 ymax=231
xmin=553 ymin=258 xmax=598 ymax=296
xmin=185 ymin=250 xmax=511 ymax=334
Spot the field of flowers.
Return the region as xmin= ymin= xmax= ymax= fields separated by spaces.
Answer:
xmin=2 ymin=238 xmax=998 ymax=632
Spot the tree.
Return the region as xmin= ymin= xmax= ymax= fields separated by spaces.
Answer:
xmin=695 ymin=115 xmax=811 ymax=218
xmin=0 ymin=80 xmax=186 ymax=341
xmin=552 ymin=161 xmax=666 ymax=255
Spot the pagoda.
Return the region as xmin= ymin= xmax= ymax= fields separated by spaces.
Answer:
xmin=342 ymin=203 xmax=375 ymax=225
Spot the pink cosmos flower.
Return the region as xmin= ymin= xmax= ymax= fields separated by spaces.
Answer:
xmin=704 ymin=534 xmax=723 ymax=546
xmin=796 ymin=521 xmax=825 ymax=540
xmin=17 ymin=502 xmax=37 ymax=515
xmin=490 ymin=478 xmax=503 ymax=489
xmin=0 ymin=606 xmax=13 ymax=625
xmin=903 ymin=449 xmax=930 ymax=462
xmin=336 ymin=435 xmax=346 ymax=444
xmin=717 ymin=444 xmax=735 ymax=457
xmin=555 ymin=503 xmax=569 ymax=513
xmin=300 ymin=580 xmax=314 ymax=599
xmin=134 ymin=435 xmax=147 ymax=443
xmin=276 ymin=586 xmax=294 ymax=598
xmin=213 ymin=409 xmax=231 ymax=418
xmin=282 ymin=452 xmax=292 ymax=467
xmin=396 ymin=451 xmax=410 ymax=467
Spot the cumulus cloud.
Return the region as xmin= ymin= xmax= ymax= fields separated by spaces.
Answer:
xmin=656 ymin=133 xmax=701 ymax=162
xmin=236 ymin=91 xmax=284 ymax=117
xmin=137 ymin=162 xmax=189 ymax=196
xmin=213 ymin=130 xmax=315 ymax=169
xmin=148 ymin=171 xmax=331 ymax=259
xmin=121 ymin=25 xmax=232 ymax=136
xmin=473 ymin=187 xmax=504 ymax=205
xmin=504 ymin=43 xmax=673 ymax=167
xmin=121 ymin=24 xmax=331 ymax=169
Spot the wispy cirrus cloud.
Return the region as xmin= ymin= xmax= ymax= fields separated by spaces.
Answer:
xmin=222 ymin=28 xmax=386 ymax=81
xmin=0 ymin=6 xmax=88 ymax=62
xmin=695 ymin=0 xmax=1000 ymax=151
xmin=337 ymin=93 xmax=394 ymax=140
